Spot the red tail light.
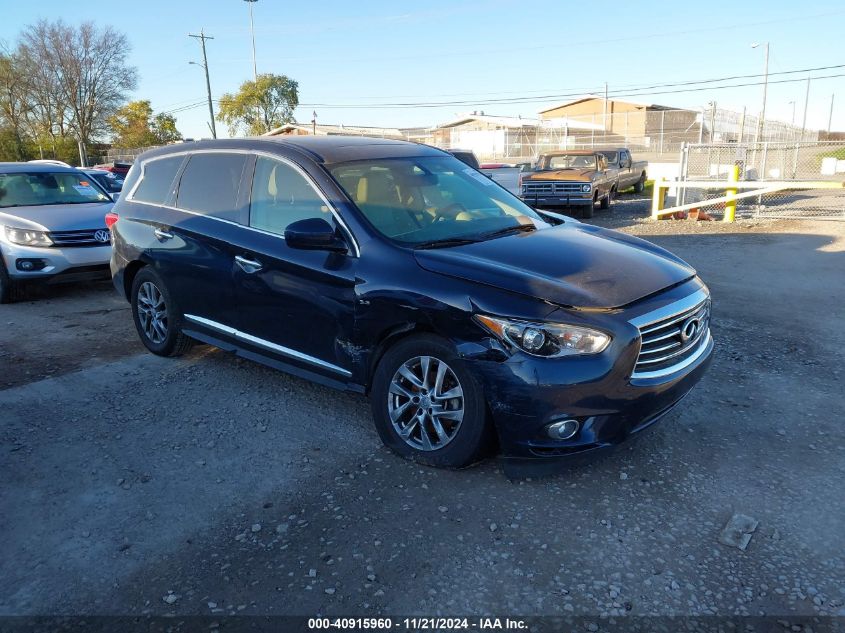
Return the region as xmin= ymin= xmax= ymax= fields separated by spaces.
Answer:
xmin=105 ymin=212 xmax=119 ymax=228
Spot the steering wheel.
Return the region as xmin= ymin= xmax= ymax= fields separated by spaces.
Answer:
xmin=433 ymin=202 xmax=469 ymax=222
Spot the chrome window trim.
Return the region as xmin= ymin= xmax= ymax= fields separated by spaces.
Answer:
xmin=126 ymin=148 xmax=360 ymax=257
xmin=628 ymin=288 xmax=709 ymax=329
xmin=183 ymin=314 xmax=352 ymax=378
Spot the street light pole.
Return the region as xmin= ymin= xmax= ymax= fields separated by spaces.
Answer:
xmin=189 ymin=30 xmax=217 ymax=139
xmin=752 ymin=42 xmax=769 ymax=143
xmin=244 ymin=0 xmax=258 ymax=81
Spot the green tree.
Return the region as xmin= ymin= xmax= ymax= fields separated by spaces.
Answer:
xmin=152 ymin=112 xmax=182 ymax=144
xmin=108 ymin=100 xmax=182 ymax=148
xmin=217 ymin=73 xmax=299 ymax=136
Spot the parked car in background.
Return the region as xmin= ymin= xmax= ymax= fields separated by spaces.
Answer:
xmin=92 ymin=161 xmax=132 ymax=178
xmin=599 ymin=148 xmax=648 ymax=193
xmin=445 ymin=148 xmax=480 ymax=170
xmin=110 ymin=137 xmax=712 ymax=475
xmin=519 ymin=150 xmax=616 ymax=218
xmin=0 ymin=163 xmax=114 ymax=303
xmin=81 ymin=168 xmax=124 ymax=194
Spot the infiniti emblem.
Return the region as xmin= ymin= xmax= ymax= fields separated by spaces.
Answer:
xmin=94 ymin=230 xmax=110 ymax=243
xmin=680 ymin=316 xmax=702 ymax=342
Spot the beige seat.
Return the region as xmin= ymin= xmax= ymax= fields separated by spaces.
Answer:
xmin=355 ymin=171 xmax=419 ymax=237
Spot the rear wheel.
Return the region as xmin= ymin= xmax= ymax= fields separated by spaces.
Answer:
xmin=634 ymin=173 xmax=646 ymax=193
xmin=130 ymin=268 xmax=193 ymax=356
xmin=370 ymin=334 xmax=492 ymax=468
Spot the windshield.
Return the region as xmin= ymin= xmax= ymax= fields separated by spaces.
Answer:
xmin=0 ymin=171 xmax=110 ymax=208
xmin=330 ymin=156 xmax=549 ymax=246
xmin=545 ymin=154 xmax=597 ymax=170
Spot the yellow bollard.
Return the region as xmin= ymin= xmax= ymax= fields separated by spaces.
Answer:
xmin=723 ymin=164 xmax=740 ymax=222
xmin=651 ymin=179 xmax=667 ymax=219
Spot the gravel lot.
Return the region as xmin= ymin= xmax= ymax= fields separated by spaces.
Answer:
xmin=2 ymin=194 xmax=844 ymax=625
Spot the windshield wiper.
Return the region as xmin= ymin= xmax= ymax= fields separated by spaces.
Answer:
xmin=480 ymin=224 xmax=538 ymax=240
xmin=413 ymin=237 xmax=481 ymax=250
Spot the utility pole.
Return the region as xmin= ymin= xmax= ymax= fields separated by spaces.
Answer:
xmin=799 ymin=76 xmax=810 ymax=142
xmin=603 ymin=82 xmax=608 ymax=133
xmin=828 ymin=94 xmax=835 ymax=136
xmin=189 ymin=30 xmax=217 ymax=139
xmin=752 ymin=42 xmax=769 ymax=142
xmin=244 ymin=0 xmax=258 ymax=81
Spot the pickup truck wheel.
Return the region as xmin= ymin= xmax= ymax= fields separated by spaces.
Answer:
xmin=600 ymin=188 xmax=613 ymax=210
xmin=634 ymin=173 xmax=646 ymax=193
xmin=582 ymin=198 xmax=595 ymax=219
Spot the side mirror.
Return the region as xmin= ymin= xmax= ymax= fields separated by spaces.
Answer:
xmin=110 ymin=192 xmax=120 ymax=202
xmin=284 ymin=217 xmax=347 ymax=253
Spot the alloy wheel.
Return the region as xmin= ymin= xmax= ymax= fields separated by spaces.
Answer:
xmin=137 ymin=281 xmax=168 ymax=344
xmin=387 ymin=355 xmax=465 ymax=451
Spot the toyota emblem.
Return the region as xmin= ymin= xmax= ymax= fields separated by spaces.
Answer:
xmin=94 ymin=229 xmax=111 ymax=243
xmin=680 ymin=316 xmax=701 ymax=342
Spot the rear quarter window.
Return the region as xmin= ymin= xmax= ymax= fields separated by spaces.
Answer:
xmin=131 ymin=156 xmax=184 ymax=205
xmin=176 ymin=153 xmax=248 ymax=222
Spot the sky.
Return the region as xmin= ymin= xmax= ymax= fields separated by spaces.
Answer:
xmin=2 ymin=0 xmax=844 ymax=140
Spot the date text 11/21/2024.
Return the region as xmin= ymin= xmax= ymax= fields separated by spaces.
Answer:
xmin=307 ymin=617 xmax=528 ymax=630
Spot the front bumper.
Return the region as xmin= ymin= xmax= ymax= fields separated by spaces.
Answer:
xmin=1 ymin=242 xmax=111 ymax=282
xmin=519 ymin=194 xmax=594 ymax=207
xmin=467 ymin=329 xmax=713 ymax=469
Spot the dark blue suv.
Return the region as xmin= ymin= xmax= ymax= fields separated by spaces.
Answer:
xmin=109 ymin=136 xmax=712 ymax=475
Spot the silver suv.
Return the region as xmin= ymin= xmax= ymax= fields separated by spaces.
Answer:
xmin=0 ymin=163 xmax=114 ymax=303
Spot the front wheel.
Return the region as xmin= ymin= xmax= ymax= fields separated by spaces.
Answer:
xmin=0 ymin=259 xmax=24 ymax=304
xmin=370 ymin=334 xmax=492 ymax=468
xmin=130 ymin=267 xmax=194 ymax=356
xmin=600 ymin=187 xmax=614 ymax=210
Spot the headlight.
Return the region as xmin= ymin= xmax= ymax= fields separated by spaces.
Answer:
xmin=475 ymin=315 xmax=610 ymax=357
xmin=4 ymin=226 xmax=53 ymax=247
xmin=581 ymin=183 xmax=592 ymax=193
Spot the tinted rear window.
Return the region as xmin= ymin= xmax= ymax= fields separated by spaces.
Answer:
xmin=132 ymin=156 xmax=183 ymax=204
xmin=176 ymin=153 xmax=247 ymax=221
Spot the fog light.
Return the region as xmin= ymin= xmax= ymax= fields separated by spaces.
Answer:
xmin=547 ymin=419 xmax=580 ymax=440
xmin=16 ymin=258 xmax=47 ymax=272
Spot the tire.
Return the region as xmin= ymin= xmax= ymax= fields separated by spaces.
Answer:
xmin=130 ymin=267 xmax=193 ymax=357
xmin=600 ymin=187 xmax=614 ymax=210
xmin=0 ymin=259 xmax=24 ymax=304
xmin=582 ymin=195 xmax=595 ymax=219
xmin=370 ymin=334 xmax=492 ymax=468
xmin=634 ymin=173 xmax=646 ymax=194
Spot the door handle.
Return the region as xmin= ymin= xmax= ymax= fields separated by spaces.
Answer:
xmin=235 ymin=255 xmax=263 ymax=273
xmin=154 ymin=228 xmax=174 ymax=241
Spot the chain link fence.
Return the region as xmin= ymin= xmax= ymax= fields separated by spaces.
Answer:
xmin=472 ymin=106 xmax=820 ymax=165
xmin=676 ymin=141 xmax=845 ymax=220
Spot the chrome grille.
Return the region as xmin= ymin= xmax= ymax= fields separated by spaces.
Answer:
xmin=48 ymin=228 xmax=110 ymax=247
xmin=632 ymin=292 xmax=711 ymax=379
xmin=522 ymin=181 xmax=588 ymax=195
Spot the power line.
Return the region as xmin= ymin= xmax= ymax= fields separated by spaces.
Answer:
xmin=294 ymin=64 xmax=845 ymax=109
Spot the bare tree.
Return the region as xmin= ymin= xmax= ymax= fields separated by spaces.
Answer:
xmin=19 ymin=20 xmax=137 ymax=156
xmin=0 ymin=47 xmax=31 ymax=159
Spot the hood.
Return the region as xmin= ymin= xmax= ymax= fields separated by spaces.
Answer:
xmin=524 ymin=169 xmax=595 ymax=182
xmin=0 ymin=202 xmax=113 ymax=232
xmin=413 ymin=223 xmax=695 ymax=310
